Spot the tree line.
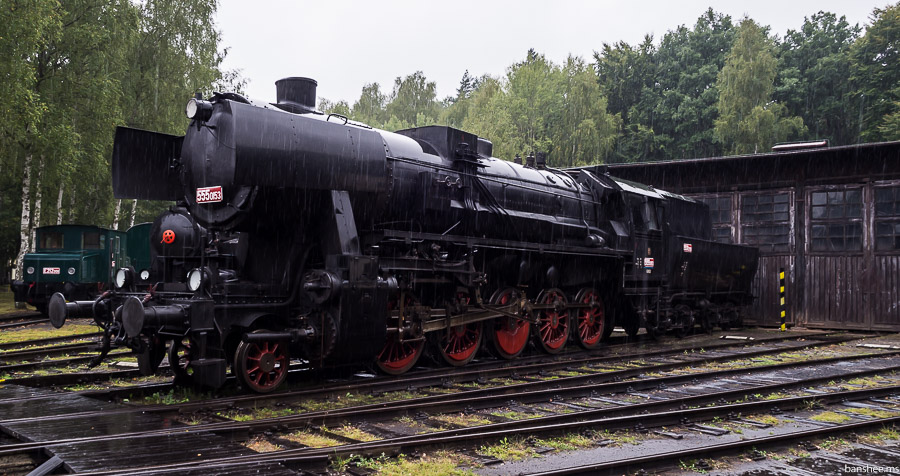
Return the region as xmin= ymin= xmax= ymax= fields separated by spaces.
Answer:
xmin=319 ymin=6 xmax=898 ymax=163
xmin=2 ymin=3 xmax=898 ymax=280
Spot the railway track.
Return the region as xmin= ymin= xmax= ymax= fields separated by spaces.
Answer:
xmin=1 ymin=332 xmax=896 ymax=474
xmin=11 ymin=340 xmax=900 ymax=475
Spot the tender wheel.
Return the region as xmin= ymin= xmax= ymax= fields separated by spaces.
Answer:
xmin=490 ymin=288 xmax=531 ymax=360
xmin=573 ymin=288 xmax=609 ymax=349
xmin=377 ymin=293 xmax=425 ymax=375
xmin=235 ymin=330 xmax=289 ymax=393
xmin=168 ymin=337 xmax=194 ymax=383
xmin=532 ymin=288 xmax=570 ymax=354
xmin=672 ymin=304 xmax=695 ymax=338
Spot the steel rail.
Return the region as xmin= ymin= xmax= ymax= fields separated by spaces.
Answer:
xmin=66 ymin=378 xmax=900 ymax=475
xmin=3 ymin=347 xmax=897 ymax=456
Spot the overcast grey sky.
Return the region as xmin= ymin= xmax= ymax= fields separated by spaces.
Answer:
xmin=217 ymin=0 xmax=891 ymax=105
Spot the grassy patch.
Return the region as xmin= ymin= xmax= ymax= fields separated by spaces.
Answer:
xmin=219 ymin=405 xmax=300 ymax=421
xmin=330 ymin=424 xmax=378 ymax=442
xmin=283 ymin=430 xmax=341 ymax=448
xmin=0 ymin=324 xmax=98 ymax=345
xmin=811 ymin=411 xmax=852 ymax=424
xmin=860 ymin=425 xmax=900 ymax=444
xmin=819 ymin=436 xmax=850 ymax=451
xmin=478 ymin=436 xmax=536 ymax=461
xmin=597 ymin=429 xmax=644 ymax=446
xmin=763 ymin=392 xmax=792 ymax=401
xmin=747 ymin=414 xmax=780 ymax=426
xmin=0 ymin=290 xmax=27 ymax=314
xmin=845 ymin=376 xmax=888 ymax=388
xmin=491 ymin=410 xmax=541 ymax=420
xmin=300 ymin=390 xmax=421 ymax=412
xmin=432 ymin=412 xmax=493 ymax=427
xmin=356 ymin=452 xmax=474 ymax=476
xmin=536 ymin=433 xmax=595 ymax=451
xmin=845 ymin=407 xmax=899 ymax=419
xmin=243 ymin=436 xmax=282 ymax=453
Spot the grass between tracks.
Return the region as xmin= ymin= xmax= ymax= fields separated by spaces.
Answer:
xmin=0 ymin=323 xmax=98 ymax=345
xmin=0 ymin=290 xmax=27 ymax=314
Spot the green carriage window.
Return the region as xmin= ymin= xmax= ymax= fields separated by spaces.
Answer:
xmin=83 ymin=232 xmax=102 ymax=249
xmin=39 ymin=231 xmax=64 ymax=250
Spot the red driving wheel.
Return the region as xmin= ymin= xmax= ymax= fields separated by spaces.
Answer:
xmin=376 ymin=294 xmax=424 ymax=375
xmin=490 ymin=288 xmax=530 ymax=360
xmin=533 ymin=288 xmax=569 ymax=354
xmin=573 ymin=288 xmax=606 ymax=349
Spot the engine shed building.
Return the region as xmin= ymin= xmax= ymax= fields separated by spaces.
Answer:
xmin=597 ymin=141 xmax=900 ymax=331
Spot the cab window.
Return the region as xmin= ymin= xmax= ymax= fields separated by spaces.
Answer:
xmin=39 ymin=231 xmax=64 ymax=250
xmin=83 ymin=232 xmax=102 ymax=249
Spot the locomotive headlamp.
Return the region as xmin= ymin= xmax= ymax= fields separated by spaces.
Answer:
xmin=115 ymin=268 xmax=133 ymax=289
xmin=187 ymin=268 xmax=205 ymax=292
xmin=185 ymin=98 xmax=213 ymax=122
xmin=139 ymin=269 xmax=150 ymax=281
xmin=67 ymin=267 xmax=76 ymax=276
xmin=26 ymin=267 xmax=34 ymax=275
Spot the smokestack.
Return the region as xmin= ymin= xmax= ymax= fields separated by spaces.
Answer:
xmin=536 ymin=152 xmax=546 ymax=169
xmin=275 ymin=77 xmax=318 ymax=114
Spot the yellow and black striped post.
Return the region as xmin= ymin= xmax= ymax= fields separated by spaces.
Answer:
xmin=779 ymin=268 xmax=786 ymax=331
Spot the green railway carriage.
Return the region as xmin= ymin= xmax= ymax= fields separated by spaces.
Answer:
xmin=10 ymin=224 xmax=150 ymax=315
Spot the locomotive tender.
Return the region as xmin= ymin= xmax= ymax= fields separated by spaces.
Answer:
xmin=49 ymin=77 xmax=758 ymax=392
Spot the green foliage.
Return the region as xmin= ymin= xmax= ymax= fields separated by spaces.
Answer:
xmin=0 ymin=0 xmax=237 ymax=277
xmin=715 ymin=18 xmax=807 ymax=154
xmin=850 ymin=3 xmax=900 ymax=142
xmin=775 ymin=11 xmax=861 ymax=145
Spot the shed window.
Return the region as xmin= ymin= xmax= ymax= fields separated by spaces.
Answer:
xmin=740 ymin=192 xmax=792 ymax=253
xmin=875 ymin=185 xmax=900 ymax=251
xmin=809 ymin=189 xmax=863 ymax=252
xmin=697 ymin=195 xmax=733 ymax=244
xmin=39 ymin=231 xmax=64 ymax=250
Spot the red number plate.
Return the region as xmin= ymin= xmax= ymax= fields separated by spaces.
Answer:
xmin=43 ymin=267 xmax=60 ymax=275
xmin=196 ymin=186 xmax=223 ymax=204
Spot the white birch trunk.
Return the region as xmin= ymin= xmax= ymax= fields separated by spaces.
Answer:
xmin=112 ymin=199 xmax=122 ymax=230
xmin=14 ymin=154 xmax=33 ymax=281
xmin=56 ymin=185 xmax=64 ymax=225
xmin=68 ymin=186 xmax=76 ymax=222
xmin=30 ymin=157 xmax=44 ymax=251
xmin=129 ymin=199 xmax=138 ymax=228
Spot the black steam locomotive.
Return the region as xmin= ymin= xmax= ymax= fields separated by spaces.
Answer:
xmin=49 ymin=77 xmax=758 ymax=392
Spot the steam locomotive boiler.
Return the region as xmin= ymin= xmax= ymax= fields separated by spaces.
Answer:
xmin=49 ymin=77 xmax=758 ymax=392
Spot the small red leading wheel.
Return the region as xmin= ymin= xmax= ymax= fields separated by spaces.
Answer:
xmin=573 ymin=288 xmax=610 ymax=349
xmin=235 ymin=330 xmax=289 ymax=393
xmin=533 ymin=288 xmax=570 ymax=354
xmin=376 ymin=294 xmax=424 ymax=375
xmin=490 ymin=288 xmax=531 ymax=360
